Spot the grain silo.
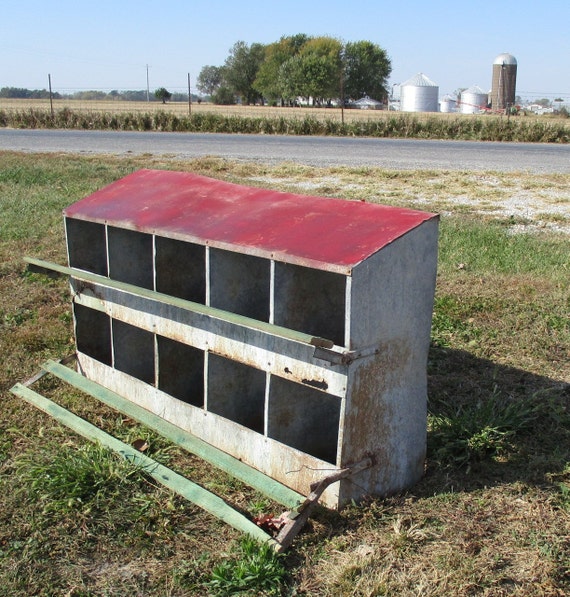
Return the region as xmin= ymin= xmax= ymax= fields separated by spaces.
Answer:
xmin=400 ymin=73 xmax=439 ymax=112
xmin=491 ymin=53 xmax=517 ymax=112
xmin=440 ymin=95 xmax=457 ymax=113
xmin=460 ymin=85 xmax=488 ymax=114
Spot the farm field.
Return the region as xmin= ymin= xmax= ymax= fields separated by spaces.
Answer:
xmin=0 ymin=152 xmax=568 ymax=595
xmin=1 ymin=97 xmax=389 ymax=122
xmin=2 ymin=98 xmax=569 ymax=143
xmin=2 ymin=97 xmax=569 ymax=125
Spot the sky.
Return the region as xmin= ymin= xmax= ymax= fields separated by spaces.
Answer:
xmin=2 ymin=0 xmax=569 ymax=101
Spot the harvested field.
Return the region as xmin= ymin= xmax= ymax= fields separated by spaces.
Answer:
xmin=2 ymin=97 xmax=569 ymax=126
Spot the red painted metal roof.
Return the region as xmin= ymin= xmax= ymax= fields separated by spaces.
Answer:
xmin=64 ymin=169 xmax=437 ymax=273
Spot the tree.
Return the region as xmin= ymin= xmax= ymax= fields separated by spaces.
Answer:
xmin=0 ymin=87 xmax=59 ymax=99
xmin=342 ymin=41 xmax=391 ymax=101
xmin=212 ymin=86 xmax=236 ymax=105
xmin=286 ymin=37 xmax=342 ymax=103
xmin=254 ymin=34 xmax=310 ymax=104
xmin=122 ymin=90 xmax=148 ymax=101
xmin=196 ymin=65 xmax=225 ymax=97
xmin=73 ymin=90 xmax=107 ymax=101
xmin=199 ymin=35 xmax=392 ymax=108
xmin=154 ymin=88 xmax=172 ymax=104
xmin=223 ymin=41 xmax=266 ymax=104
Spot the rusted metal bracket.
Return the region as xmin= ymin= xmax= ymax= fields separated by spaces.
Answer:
xmin=313 ymin=344 xmax=381 ymax=365
xmin=273 ymin=457 xmax=374 ymax=551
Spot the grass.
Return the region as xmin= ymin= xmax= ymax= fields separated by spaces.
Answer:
xmin=17 ymin=442 xmax=144 ymax=514
xmin=206 ymin=536 xmax=288 ymax=596
xmin=0 ymin=151 xmax=569 ymax=595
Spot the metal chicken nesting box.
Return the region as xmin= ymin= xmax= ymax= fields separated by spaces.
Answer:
xmin=61 ymin=169 xmax=438 ymax=509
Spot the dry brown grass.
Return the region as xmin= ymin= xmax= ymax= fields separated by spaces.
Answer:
xmin=296 ymin=488 xmax=568 ymax=596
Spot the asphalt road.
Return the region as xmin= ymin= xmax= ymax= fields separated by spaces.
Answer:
xmin=1 ymin=128 xmax=570 ymax=173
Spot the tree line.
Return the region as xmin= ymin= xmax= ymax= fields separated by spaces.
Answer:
xmin=196 ymin=35 xmax=391 ymax=107
xmin=0 ymin=87 xmax=200 ymax=103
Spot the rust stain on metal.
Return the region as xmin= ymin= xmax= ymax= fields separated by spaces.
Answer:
xmin=73 ymin=279 xmax=101 ymax=300
xmin=301 ymin=378 xmax=329 ymax=391
xmin=341 ymin=340 xmax=412 ymax=479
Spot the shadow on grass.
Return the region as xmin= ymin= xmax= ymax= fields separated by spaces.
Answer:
xmin=423 ymin=344 xmax=569 ymax=493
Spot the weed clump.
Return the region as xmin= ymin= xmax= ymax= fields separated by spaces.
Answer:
xmin=17 ymin=443 xmax=141 ymax=513
xmin=205 ymin=536 xmax=287 ymax=596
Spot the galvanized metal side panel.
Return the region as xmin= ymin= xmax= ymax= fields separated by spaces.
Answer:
xmin=336 ymin=219 xmax=439 ymax=504
xmin=347 ymin=219 xmax=439 ymax=349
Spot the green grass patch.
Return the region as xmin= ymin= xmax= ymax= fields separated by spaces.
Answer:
xmin=438 ymin=216 xmax=570 ymax=278
xmin=205 ymin=536 xmax=288 ymax=595
xmin=428 ymin=387 xmax=541 ymax=469
xmin=17 ymin=442 xmax=142 ymax=514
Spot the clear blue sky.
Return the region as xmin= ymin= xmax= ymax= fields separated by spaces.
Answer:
xmin=2 ymin=0 xmax=569 ymax=101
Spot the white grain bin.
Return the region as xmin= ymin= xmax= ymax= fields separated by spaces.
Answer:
xmin=351 ymin=95 xmax=383 ymax=109
xmin=440 ymin=94 xmax=457 ymax=113
xmin=400 ymin=73 xmax=439 ymax=112
xmin=460 ymin=85 xmax=488 ymax=114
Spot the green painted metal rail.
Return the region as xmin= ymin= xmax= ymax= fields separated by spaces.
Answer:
xmin=41 ymin=359 xmax=304 ymax=510
xmin=11 ymin=381 xmax=277 ymax=547
xmin=25 ymin=256 xmax=334 ymax=349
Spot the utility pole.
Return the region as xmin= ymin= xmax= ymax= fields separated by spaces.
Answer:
xmin=340 ymin=70 xmax=345 ymax=125
xmin=146 ymin=64 xmax=150 ymax=102
xmin=188 ymin=73 xmax=192 ymax=115
xmin=48 ymin=74 xmax=54 ymax=118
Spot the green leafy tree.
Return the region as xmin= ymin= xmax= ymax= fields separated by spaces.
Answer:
xmin=154 ymin=87 xmax=172 ymax=104
xmin=117 ymin=90 xmax=144 ymax=101
xmin=0 ymin=87 xmax=60 ymax=99
xmin=278 ymin=55 xmax=305 ymax=103
xmin=200 ymin=35 xmax=392 ymax=108
xmin=342 ymin=41 xmax=391 ymax=101
xmin=223 ymin=41 xmax=266 ymax=104
xmin=254 ymin=34 xmax=310 ymax=104
xmin=196 ymin=65 xmax=225 ymax=97
xmin=283 ymin=37 xmax=342 ymax=104
xmin=212 ymin=86 xmax=236 ymax=105
xmin=73 ymin=90 xmax=107 ymax=101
